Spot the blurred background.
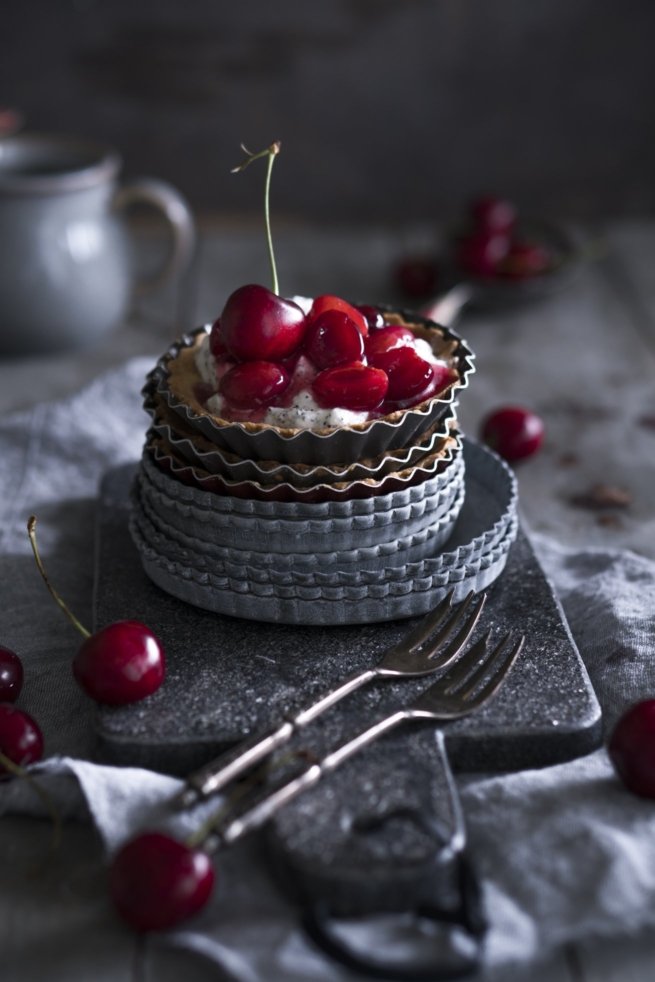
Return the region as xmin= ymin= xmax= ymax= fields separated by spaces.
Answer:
xmin=3 ymin=0 xmax=655 ymax=225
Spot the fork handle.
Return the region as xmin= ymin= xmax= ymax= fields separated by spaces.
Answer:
xmin=219 ymin=710 xmax=408 ymax=847
xmin=179 ymin=667 xmax=377 ymax=805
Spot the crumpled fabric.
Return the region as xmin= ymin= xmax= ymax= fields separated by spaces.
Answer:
xmin=1 ymin=359 xmax=654 ymax=981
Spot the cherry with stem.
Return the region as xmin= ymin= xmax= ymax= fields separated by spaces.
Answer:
xmin=27 ymin=516 xmax=165 ymax=705
xmin=231 ymin=140 xmax=281 ymax=295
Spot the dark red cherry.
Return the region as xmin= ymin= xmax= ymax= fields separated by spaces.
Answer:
xmin=0 ymin=704 xmax=43 ymax=774
xmin=470 ymin=196 xmax=517 ymax=233
xmin=456 ymin=230 xmax=510 ymax=277
xmin=209 ymin=318 xmax=227 ymax=358
xmin=481 ymin=406 xmax=544 ymax=461
xmin=313 ymin=362 xmax=388 ymax=412
xmin=304 ymin=311 xmax=364 ymax=370
xmin=368 ymin=346 xmax=434 ymax=402
xmin=109 ymin=832 xmax=215 ymax=932
xmin=220 ymin=361 xmax=290 ymax=409
xmin=220 ymin=284 xmax=307 ymax=361
xmin=0 ymin=645 xmax=23 ymax=702
xmin=609 ymin=700 xmax=655 ymax=798
xmin=497 ymin=240 xmax=552 ymax=279
xmin=307 ymin=295 xmax=368 ymax=337
xmin=355 ymin=305 xmax=385 ymax=331
xmin=393 ymin=256 xmax=439 ymax=299
xmin=73 ymin=621 xmax=165 ymax=705
xmin=365 ymin=325 xmax=414 ymax=362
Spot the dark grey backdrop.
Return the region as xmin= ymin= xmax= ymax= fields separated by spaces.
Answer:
xmin=3 ymin=0 xmax=654 ymax=222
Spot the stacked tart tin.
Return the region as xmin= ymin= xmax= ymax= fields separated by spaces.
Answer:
xmin=130 ymin=309 xmax=518 ymax=624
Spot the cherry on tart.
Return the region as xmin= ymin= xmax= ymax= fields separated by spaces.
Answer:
xmin=313 ymin=362 xmax=388 ymax=412
xmin=609 ymin=700 xmax=655 ymax=799
xmin=220 ymin=360 xmax=290 ymax=410
xmin=370 ymin=346 xmax=435 ymax=403
xmin=355 ymin=304 xmax=385 ymax=331
xmin=109 ymin=831 xmax=215 ymax=932
xmin=304 ymin=310 xmax=365 ymax=369
xmin=0 ymin=704 xmax=43 ymax=775
xmin=27 ymin=517 xmax=165 ymax=705
xmin=0 ymin=645 xmax=23 ymax=702
xmin=364 ymin=325 xmax=415 ymax=360
xmin=481 ymin=406 xmax=544 ymax=461
xmin=307 ymin=295 xmax=368 ymax=337
xmin=220 ymin=284 xmax=306 ymax=362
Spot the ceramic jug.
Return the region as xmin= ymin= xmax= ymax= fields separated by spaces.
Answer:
xmin=0 ymin=133 xmax=195 ymax=355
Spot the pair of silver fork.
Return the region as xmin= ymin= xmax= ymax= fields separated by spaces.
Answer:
xmin=176 ymin=590 xmax=524 ymax=849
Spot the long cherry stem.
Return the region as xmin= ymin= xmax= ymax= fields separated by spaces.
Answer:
xmin=0 ymin=750 xmax=62 ymax=855
xmin=231 ymin=141 xmax=281 ymax=295
xmin=27 ymin=516 xmax=91 ymax=639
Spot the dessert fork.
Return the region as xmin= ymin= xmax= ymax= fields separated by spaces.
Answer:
xmin=210 ymin=626 xmax=524 ymax=849
xmin=178 ymin=589 xmax=487 ymax=808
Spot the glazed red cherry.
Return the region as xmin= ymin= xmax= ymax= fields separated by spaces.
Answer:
xmin=456 ymin=230 xmax=510 ymax=277
xmin=220 ymin=360 xmax=290 ymax=410
xmin=109 ymin=832 xmax=215 ymax=932
xmin=304 ymin=311 xmax=364 ymax=370
xmin=470 ymin=195 xmax=517 ymax=233
xmin=369 ymin=346 xmax=435 ymax=403
xmin=0 ymin=704 xmax=43 ymax=774
xmin=313 ymin=362 xmax=388 ymax=412
xmin=307 ymin=295 xmax=368 ymax=337
xmin=481 ymin=406 xmax=544 ymax=461
xmin=609 ymin=700 xmax=655 ymax=798
xmin=220 ymin=284 xmax=306 ymax=361
xmin=73 ymin=622 xmax=165 ymax=705
xmin=393 ymin=256 xmax=439 ymax=299
xmin=209 ymin=318 xmax=227 ymax=358
xmin=497 ymin=240 xmax=552 ymax=279
xmin=28 ymin=516 xmax=166 ymax=707
xmin=355 ymin=305 xmax=385 ymax=331
xmin=0 ymin=645 xmax=23 ymax=702
xmin=365 ymin=325 xmax=414 ymax=361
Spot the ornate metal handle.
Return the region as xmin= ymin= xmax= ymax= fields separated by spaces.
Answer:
xmin=178 ymin=667 xmax=377 ymax=808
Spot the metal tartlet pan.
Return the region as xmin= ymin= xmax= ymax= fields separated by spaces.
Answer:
xmin=143 ymin=310 xmax=475 ymax=465
xmin=131 ymin=478 xmax=465 ymax=573
xmin=128 ymin=441 xmax=517 ymax=624
xmin=136 ymin=450 xmax=465 ymax=552
xmin=147 ymin=393 xmax=459 ymax=487
xmin=144 ymin=429 xmax=462 ymax=503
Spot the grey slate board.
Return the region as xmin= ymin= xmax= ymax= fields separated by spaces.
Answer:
xmin=92 ymin=462 xmax=602 ymax=924
xmin=93 ymin=462 xmax=601 ymax=776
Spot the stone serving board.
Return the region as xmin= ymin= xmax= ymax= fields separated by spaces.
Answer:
xmin=92 ymin=463 xmax=602 ymax=919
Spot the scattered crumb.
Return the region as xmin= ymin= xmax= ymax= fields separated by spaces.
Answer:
xmin=569 ymin=484 xmax=632 ymax=510
xmin=557 ymin=453 xmax=579 ymax=467
xmin=597 ymin=513 xmax=624 ymax=529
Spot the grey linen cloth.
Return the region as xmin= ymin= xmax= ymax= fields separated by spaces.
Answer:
xmin=1 ymin=359 xmax=654 ymax=982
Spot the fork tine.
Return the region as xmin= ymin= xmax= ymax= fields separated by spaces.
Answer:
xmin=419 ymin=592 xmax=487 ymax=670
xmin=465 ymin=635 xmax=525 ymax=708
xmin=452 ymin=633 xmax=525 ymax=705
xmin=387 ymin=588 xmax=455 ymax=654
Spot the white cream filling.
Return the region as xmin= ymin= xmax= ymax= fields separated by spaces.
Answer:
xmin=193 ymin=311 xmax=449 ymax=430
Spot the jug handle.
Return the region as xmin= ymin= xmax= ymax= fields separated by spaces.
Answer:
xmin=113 ymin=178 xmax=196 ymax=295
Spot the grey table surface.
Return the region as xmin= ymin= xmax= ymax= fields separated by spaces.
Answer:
xmin=1 ymin=218 xmax=654 ymax=982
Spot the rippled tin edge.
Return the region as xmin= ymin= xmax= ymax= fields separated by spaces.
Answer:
xmin=145 ymin=428 xmax=461 ymax=503
xmin=129 ymin=518 xmax=516 ymax=625
xmin=129 ymin=439 xmax=517 ymax=588
xmin=138 ymin=435 xmax=464 ymax=517
xmin=143 ymin=310 xmax=475 ymax=465
xmin=148 ymin=400 xmax=459 ymax=486
xmin=132 ymin=478 xmax=465 ymax=573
